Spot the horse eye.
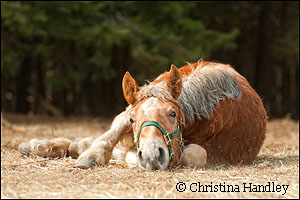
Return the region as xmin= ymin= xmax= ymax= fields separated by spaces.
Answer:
xmin=170 ymin=111 xmax=176 ymax=118
xmin=130 ymin=118 xmax=134 ymax=123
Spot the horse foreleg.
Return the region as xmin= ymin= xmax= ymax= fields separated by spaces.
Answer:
xmin=18 ymin=138 xmax=72 ymax=158
xmin=75 ymin=110 xmax=131 ymax=169
xmin=180 ymin=144 xmax=207 ymax=168
xmin=18 ymin=136 xmax=94 ymax=159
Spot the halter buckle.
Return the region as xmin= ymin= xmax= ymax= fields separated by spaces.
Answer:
xmin=164 ymin=133 xmax=172 ymax=145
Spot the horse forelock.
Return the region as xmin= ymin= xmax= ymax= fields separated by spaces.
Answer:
xmin=137 ymin=81 xmax=174 ymax=102
xmin=135 ymin=62 xmax=242 ymax=125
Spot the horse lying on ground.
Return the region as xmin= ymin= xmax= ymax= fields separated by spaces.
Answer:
xmin=19 ymin=60 xmax=267 ymax=170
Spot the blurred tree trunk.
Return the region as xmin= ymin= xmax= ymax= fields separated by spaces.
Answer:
xmin=16 ymin=56 xmax=32 ymax=114
xmin=280 ymin=2 xmax=299 ymax=119
xmin=110 ymin=43 xmax=131 ymax=112
xmin=35 ymin=56 xmax=45 ymax=113
xmin=84 ymin=74 xmax=102 ymax=116
xmin=279 ymin=2 xmax=289 ymax=118
xmin=97 ymin=43 xmax=131 ymax=116
xmin=273 ymin=2 xmax=299 ymax=119
xmin=254 ymin=3 xmax=275 ymax=117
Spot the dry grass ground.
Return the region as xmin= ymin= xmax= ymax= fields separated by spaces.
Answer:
xmin=1 ymin=113 xmax=299 ymax=199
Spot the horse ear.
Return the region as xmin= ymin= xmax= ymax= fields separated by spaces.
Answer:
xmin=168 ymin=64 xmax=183 ymax=100
xmin=122 ymin=71 xmax=139 ymax=105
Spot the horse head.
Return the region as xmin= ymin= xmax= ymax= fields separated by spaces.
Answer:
xmin=122 ymin=65 xmax=184 ymax=170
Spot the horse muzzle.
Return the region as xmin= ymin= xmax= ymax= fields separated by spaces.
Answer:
xmin=137 ymin=137 xmax=169 ymax=170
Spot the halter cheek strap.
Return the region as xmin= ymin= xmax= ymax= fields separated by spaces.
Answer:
xmin=135 ymin=121 xmax=184 ymax=163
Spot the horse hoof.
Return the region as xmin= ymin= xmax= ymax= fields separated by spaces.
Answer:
xmin=18 ymin=143 xmax=30 ymax=156
xmin=75 ymin=158 xmax=96 ymax=169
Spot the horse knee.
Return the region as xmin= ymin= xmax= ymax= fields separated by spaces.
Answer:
xmin=180 ymin=144 xmax=207 ymax=168
xmin=68 ymin=137 xmax=93 ymax=158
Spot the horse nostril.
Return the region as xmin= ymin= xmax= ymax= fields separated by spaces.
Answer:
xmin=138 ymin=150 xmax=143 ymax=161
xmin=158 ymin=147 xmax=165 ymax=165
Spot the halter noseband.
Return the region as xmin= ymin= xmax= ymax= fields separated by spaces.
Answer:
xmin=135 ymin=121 xmax=184 ymax=163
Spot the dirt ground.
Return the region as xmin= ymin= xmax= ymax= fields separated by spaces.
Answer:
xmin=1 ymin=113 xmax=299 ymax=198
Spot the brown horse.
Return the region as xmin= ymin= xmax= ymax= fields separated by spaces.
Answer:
xmin=19 ymin=60 xmax=267 ymax=170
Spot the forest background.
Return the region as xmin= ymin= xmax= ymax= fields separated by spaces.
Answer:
xmin=1 ymin=1 xmax=299 ymax=119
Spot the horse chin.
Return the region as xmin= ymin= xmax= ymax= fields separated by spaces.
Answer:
xmin=137 ymin=159 xmax=168 ymax=171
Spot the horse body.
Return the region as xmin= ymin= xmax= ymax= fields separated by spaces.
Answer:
xmin=181 ymin=62 xmax=267 ymax=165
xmin=135 ymin=61 xmax=267 ymax=165
xmin=19 ymin=60 xmax=267 ymax=170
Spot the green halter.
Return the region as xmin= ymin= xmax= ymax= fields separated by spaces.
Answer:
xmin=135 ymin=121 xmax=184 ymax=163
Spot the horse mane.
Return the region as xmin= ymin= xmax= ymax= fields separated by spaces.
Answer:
xmin=137 ymin=62 xmax=242 ymax=124
xmin=178 ymin=63 xmax=241 ymax=123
